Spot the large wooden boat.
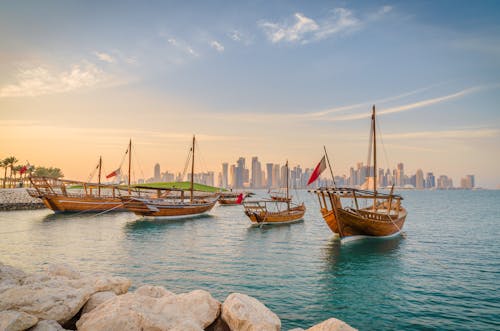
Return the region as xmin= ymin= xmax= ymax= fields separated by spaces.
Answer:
xmin=27 ymin=177 xmax=126 ymax=213
xmin=27 ymin=142 xmax=133 ymax=213
xmin=311 ymin=106 xmax=408 ymax=242
xmin=269 ymin=191 xmax=292 ymax=203
xmin=244 ymin=161 xmax=305 ymax=226
xmin=121 ymin=136 xmax=218 ymax=218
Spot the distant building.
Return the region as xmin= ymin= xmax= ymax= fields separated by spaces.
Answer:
xmin=154 ymin=163 xmax=161 ymax=182
xmin=251 ymin=157 xmax=262 ymax=189
xmin=415 ymin=169 xmax=424 ymax=189
xmin=426 ymin=172 xmax=435 ymax=189
xmin=221 ymin=163 xmax=228 ymax=188
xmin=460 ymin=174 xmax=475 ymax=189
xmin=266 ymin=163 xmax=273 ymax=188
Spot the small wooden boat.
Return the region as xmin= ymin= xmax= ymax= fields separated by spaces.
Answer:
xmin=269 ymin=191 xmax=292 ymax=203
xmin=27 ymin=142 xmax=133 ymax=213
xmin=218 ymin=192 xmax=246 ymax=205
xmin=310 ymin=105 xmax=408 ymax=242
xmin=244 ymin=161 xmax=305 ymax=226
xmin=121 ymin=135 xmax=218 ymax=218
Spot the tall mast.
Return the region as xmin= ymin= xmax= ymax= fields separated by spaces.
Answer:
xmin=285 ymin=160 xmax=290 ymax=209
xmin=323 ymin=146 xmax=336 ymax=188
xmin=128 ymin=139 xmax=132 ymax=194
xmin=98 ymin=156 xmax=102 ymax=196
xmin=190 ymin=135 xmax=195 ymax=203
xmin=372 ymin=105 xmax=377 ymax=194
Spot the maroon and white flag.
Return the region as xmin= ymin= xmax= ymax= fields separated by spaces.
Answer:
xmin=307 ymin=156 xmax=327 ymax=185
xmin=106 ymin=168 xmax=121 ymax=179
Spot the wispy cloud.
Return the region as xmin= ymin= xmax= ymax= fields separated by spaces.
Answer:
xmin=327 ymin=86 xmax=482 ymax=121
xmin=94 ymin=52 xmax=115 ymax=63
xmin=228 ymin=29 xmax=253 ymax=45
xmin=0 ymin=62 xmax=112 ymax=98
xmin=167 ymin=37 xmax=199 ymax=57
xmin=260 ymin=12 xmax=320 ymax=43
xmin=259 ymin=6 xmax=393 ymax=44
xmin=210 ymin=40 xmax=225 ymax=53
xmin=383 ymin=128 xmax=500 ymax=140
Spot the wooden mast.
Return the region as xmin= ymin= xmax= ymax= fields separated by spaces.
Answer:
xmin=190 ymin=135 xmax=195 ymax=203
xmin=128 ymin=139 xmax=132 ymax=194
xmin=372 ymin=105 xmax=377 ymax=210
xmin=98 ymin=156 xmax=102 ymax=196
xmin=323 ymin=146 xmax=336 ymax=188
xmin=285 ymin=160 xmax=290 ymax=210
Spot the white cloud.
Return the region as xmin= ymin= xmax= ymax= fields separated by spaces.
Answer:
xmin=260 ymin=12 xmax=319 ymax=43
xmin=210 ymin=40 xmax=224 ymax=52
xmin=94 ymin=52 xmax=115 ymax=63
xmin=0 ymin=62 xmax=110 ymax=98
xmin=167 ymin=37 xmax=199 ymax=57
xmin=228 ymin=30 xmax=253 ymax=45
xmin=258 ymin=6 xmax=397 ymax=44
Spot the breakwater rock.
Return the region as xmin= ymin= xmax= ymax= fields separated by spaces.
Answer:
xmin=0 ymin=263 xmax=356 ymax=331
xmin=0 ymin=189 xmax=45 ymax=211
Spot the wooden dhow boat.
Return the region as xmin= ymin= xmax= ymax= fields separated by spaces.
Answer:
xmin=218 ymin=192 xmax=246 ymax=205
xmin=243 ymin=161 xmax=305 ymax=226
xmin=310 ymin=106 xmax=407 ymax=242
xmin=27 ymin=141 xmax=133 ymax=213
xmin=121 ymin=136 xmax=218 ymax=218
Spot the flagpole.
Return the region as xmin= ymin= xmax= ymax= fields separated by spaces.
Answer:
xmin=98 ymin=156 xmax=102 ymax=196
xmin=323 ymin=146 xmax=336 ymax=188
xmin=128 ymin=139 xmax=131 ymax=194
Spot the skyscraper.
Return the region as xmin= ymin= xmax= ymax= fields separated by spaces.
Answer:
xmin=415 ymin=169 xmax=424 ymax=189
xmin=236 ymin=157 xmax=246 ymax=188
xmin=154 ymin=163 xmax=160 ymax=182
xmin=221 ymin=163 xmax=228 ymax=188
xmin=251 ymin=157 xmax=262 ymax=189
xmin=266 ymin=163 xmax=273 ymax=188
xmin=396 ymin=163 xmax=404 ymax=187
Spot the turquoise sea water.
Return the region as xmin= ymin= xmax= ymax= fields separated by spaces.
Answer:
xmin=0 ymin=190 xmax=499 ymax=330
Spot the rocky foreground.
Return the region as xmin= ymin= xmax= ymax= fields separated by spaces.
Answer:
xmin=0 ymin=263 xmax=356 ymax=331
xmin=0 ymin=189 xmax=45 ymax=211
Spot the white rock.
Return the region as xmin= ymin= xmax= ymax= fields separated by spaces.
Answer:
xmin=28 ymin=320 xmax=68 ymax=331
xmin=76 ymin=289 xmax=221 ymax=331
xmin=0 ymin=282 xmax=92 ymax=324
xmin=81 ymin=291 xmax=117 ymax=315
xmin=70 ymin=274 xmax=131 ymax=295
xmin=0 ymin=310 xmax=38 ymax=331
xmin=305 ymin=318 xmax=357 ymax=331
xmin=135 ymin=284 xmax=174 ymax=298
xmin=0 ymin=263 xmax=27 ymax=294
xmin=221 ymin=293 xmax=281 ymax=331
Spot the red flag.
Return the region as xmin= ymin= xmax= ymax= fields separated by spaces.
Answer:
xmin=20 ymin=165 xmax=28 ymax=175
xmin=307 ymin=156 xmax=327 ymax=185
xmin=106 ymin=168 xmax=121 ymax=179
xmin=236 ymin=193 xmax=244 ymax=204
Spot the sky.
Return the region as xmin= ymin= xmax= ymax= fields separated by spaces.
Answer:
xmin=1 ymin=0 xmax=499 ymax=188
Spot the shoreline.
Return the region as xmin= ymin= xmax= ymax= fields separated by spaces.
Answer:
xmin=0 ymin=188 xmax=46 ymax=211
xmin=0 ymin=262 xmax=356 ymax=331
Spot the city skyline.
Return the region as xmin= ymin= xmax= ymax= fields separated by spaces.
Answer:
xmin=1 ymin=1 xmax=499 ymax=188
xmin=137 ymin=157 xmax=477 ymax=190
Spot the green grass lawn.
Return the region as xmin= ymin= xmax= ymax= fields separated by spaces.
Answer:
xmin=132 ymin=181 xmax=226 ymax=193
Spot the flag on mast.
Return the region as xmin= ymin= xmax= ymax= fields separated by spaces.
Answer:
xmin=307 ymin=156 xmax=327 ymax=185
xmin=106 ymin=168 xmax=121 ymax=179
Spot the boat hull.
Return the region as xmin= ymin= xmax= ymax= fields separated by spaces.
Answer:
xmin=122 ymin=197 xmax=217 ymax=218
xmin=244 ymin=205 xmax=306 ymax=225
xmin=335 ymin=208 xmax=407 ymax=241
xmin=218 ymin=198 xmax=241 ymax=205
xmin=39 ymin=195 xmax=124 ymax=213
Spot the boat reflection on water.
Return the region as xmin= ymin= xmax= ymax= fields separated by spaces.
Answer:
xmin=321 ymin=234 xmax=404 ymax=267
xmin=125 ymin=214 xmax=215 ymax=232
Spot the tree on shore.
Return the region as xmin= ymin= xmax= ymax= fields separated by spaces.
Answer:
xmin=1 ymin=159 xmax=8 ymax=188
xmin=2 ymin=156 xmax=18 ymax=188
xmin=34 ymin=166 xmax=64 ymax=179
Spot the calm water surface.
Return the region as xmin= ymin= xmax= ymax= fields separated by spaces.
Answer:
xmin=1 ymin=190 xmax=499 ymax=330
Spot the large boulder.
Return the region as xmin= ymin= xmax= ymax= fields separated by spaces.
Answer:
xmin=305 ymin=318 xmax=357 ymax=331
xmin=0 ymin=310 xmax=38 ymax=331
xmin=0 ymin=263 xmax=27 ymax=294
xmin=221 ymin=293 xmax=281 ymax=331
xmin=81 ymin=291 xmax=117 ymax=315
xmin=76 ymin=287 xmax=220 ymax=331
xmin=0 ymin=263 xmax=132 ymax=325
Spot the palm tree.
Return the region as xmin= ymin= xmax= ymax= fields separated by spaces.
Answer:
xmin=1 ymin=159 xmax=8 ymax=188
xmin=5 ymin=157 xmax=18 ymax=188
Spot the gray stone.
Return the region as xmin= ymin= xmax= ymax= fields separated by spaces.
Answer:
xmin=0 ymin=310 xmax=38 ymax=331
xmin=221 ymin=293 xmax=281 ymax=331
